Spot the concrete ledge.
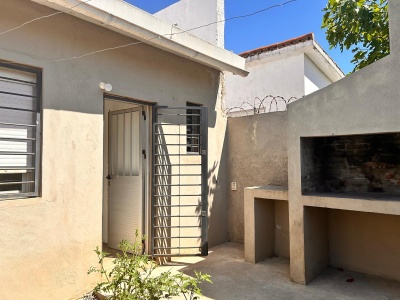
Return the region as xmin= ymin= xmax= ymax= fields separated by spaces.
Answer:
xmin=244 ymin=185 xmax=288 ymax=201
xmin=244 ymin=186 xmax=288 ymax=263
xmin=301 ymin=193 xmax=400 ymax=216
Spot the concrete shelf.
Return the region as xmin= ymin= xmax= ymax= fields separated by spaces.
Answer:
xmin=244 ymin=185 xmax=289 ymax=264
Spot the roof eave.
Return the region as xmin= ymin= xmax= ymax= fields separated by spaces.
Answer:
xmin=305 ymin=41 xmax=345 ymax=82
xmin=31 ymin=0 xmax=249 ymax=77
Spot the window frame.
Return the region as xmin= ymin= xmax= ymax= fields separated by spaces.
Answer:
xmin=0 ymin=61 xmax=42 ymax=200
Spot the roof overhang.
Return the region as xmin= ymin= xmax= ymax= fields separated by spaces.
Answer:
xmin=30 ymin=0 xmax=249 ymax=77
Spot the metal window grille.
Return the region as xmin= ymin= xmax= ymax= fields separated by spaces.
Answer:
xmin=186 ymin=102 xmax=202 ymax=154
xmin=0 ymin=61 xmax=41 ymax=199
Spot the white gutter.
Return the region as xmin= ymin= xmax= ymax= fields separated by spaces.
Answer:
xmin=31 ymin=0 xmax=249 ymax=77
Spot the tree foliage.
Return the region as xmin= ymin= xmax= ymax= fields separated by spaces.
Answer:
xmin=322 ymin=0 xmax=389 ymax=72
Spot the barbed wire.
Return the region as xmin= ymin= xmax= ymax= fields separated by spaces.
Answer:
xmin=225 ymin=95 xmax=298 ymax=117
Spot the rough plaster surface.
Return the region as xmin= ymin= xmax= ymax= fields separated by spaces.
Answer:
xmin=303 ymin=206 xmax=330 ymax=283
xmin=227 ymin=112 xmax=288 ymax=243
xmin=0 ymin=0 xmax=228 ymax=298
xmin=288 ymin=0 xmax=400 ymax=285
xmin=154 ymin=0 xmax=224 ymax=47
xmin=329 ymin=209 xmax=400 ymax=282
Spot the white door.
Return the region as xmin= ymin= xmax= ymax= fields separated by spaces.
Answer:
xmin=108 ymin=108 xmax=143 ymax=250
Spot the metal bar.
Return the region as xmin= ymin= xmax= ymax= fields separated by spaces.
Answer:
xmin=155 ymin=123 xmax=200 ymax=126
xmin=0 ymin=75 xmax=36 ymax=85
xmin=0 ymin=137 xmax=35 ymax=142
xmin=155 ymin=143 xmax=200 ymax=146
xmin=155 ymin=173 xmax=201 ymax=176
xmin=154 ymin=215 xmax=200 ymax=218
xmin=0 ymin=106 xmax=35 ymax=113
xmin=154 ymin=174 xmax=201 ymax=177
xmin=130 ymin=111 xmax=132 ymax=177
xmin=0 ymin=90 xmax=36 ymax=99
xmin=155 ymin=133 xmax=199 ymax=136
xmin=153 ymin=236 xmax=202 ymax=239
xmin=0 ymin=167 xmax=35 ymax=170
xmin=154 ymin=184 xmax=201 ymax=187
xmin=0 ymin=152 xmax=35 ymax=155
xmin=151 ymin=105 xmax=156 ymax=256
xmin=155 ymin=154 xmax=200 ymax=156
xmin=123 ymin=112 xmax=125 ymax=176
xmin=0 ymin=181 xmax=34 ymax=185
xmin=154 ymin=205 xmax=200 ymax=207
xmin=157 ymin=113 xmax=200 ymax=116
xmin=33 ymin=65 xmax=41 ymax=196
xmin=155 ymin=164 xmax=201 ymax=167
xmin=0 ymin=61 xmax=41 ymax=75
xmin=154 ymin=246 xmax=200 ymax=250
xmin=155 ymin=106 xmax=205 ymax=109
xmin=154 ymin=225 xmax=201 ymax=228
xmin=0 ymin=121 xmax=37 ymax=127
xmin=155 ymin=194 xmax=201 ymax=197
xmin=200 ymin=107 xmax=209 ymax=256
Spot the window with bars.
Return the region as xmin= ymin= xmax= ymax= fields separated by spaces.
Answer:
xmin=0 ymin=62 xmax=41 ymax=199
xmin=186 ymin=102 xmax=202 ymax=154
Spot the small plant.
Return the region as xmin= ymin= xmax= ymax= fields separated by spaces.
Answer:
xmin=88 ymin=231 xmax=211 ymax=300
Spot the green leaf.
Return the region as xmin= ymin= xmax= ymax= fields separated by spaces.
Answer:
xmin=322 ymin=0 xmax=389 ymax=72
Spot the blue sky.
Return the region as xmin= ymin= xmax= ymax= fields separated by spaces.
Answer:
xmin=127 ymin=0 xmax=355 ymax=74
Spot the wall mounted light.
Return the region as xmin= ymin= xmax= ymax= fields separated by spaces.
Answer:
xmin=99 ymin=82 xmax=113 ymax=92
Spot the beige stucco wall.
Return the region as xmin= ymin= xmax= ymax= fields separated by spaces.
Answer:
xmin=0 ymin=0 xmax=229 ymax=298
xmin=288 ymin=0 xmax=400 ymax=284
xmin=227 ymin=112 xmax=288 ymax=243
xmin=329 ymin=209 xmax=400 ymax=282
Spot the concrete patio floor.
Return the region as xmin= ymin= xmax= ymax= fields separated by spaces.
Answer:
xmin=101 ymin=242 xmax=400 ymax=299
xmin=160 ymin=242 xmax=400 ymax=300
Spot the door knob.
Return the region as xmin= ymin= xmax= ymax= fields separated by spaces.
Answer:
xmin=106 ymin=175 xmax=112 ymax=180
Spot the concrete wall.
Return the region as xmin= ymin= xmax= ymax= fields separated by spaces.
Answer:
xmin=288 ymin=0 xmax=400 ymax=284
xmin=0 ymin=0 xmax=228 ymax=298
xmin=154 ymin=0 xmax=224 ymax=47
xmin=329 ymin=209 xmax=400 ymax=282
xmin=227 ymin=112 xmax=288 ymax=243
xmin=304 ymin=55 xmax=332 ymax=95
xmin=303 ymin=206 xmax=329 ymax=283
xmin=225 ymin=54 xmax=304 ymax=114
xmin=274 ymin=201 xmax=290 ymax=258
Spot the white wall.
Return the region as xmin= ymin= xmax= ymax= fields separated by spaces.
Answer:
xmin=304 ymin=55 xmax=332 ymax=95
xmin=154 ymin=0 xmax=224 ymax=47
xmin=225 ymin=53 xmax=305 ymax=115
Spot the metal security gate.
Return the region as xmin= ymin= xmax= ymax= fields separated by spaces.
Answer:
xmin=152 ymin=106 xmax=208 ymax=257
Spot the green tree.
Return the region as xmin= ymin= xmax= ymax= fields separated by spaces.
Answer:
xmin=322 ymin=0 xmax=389 ymax=72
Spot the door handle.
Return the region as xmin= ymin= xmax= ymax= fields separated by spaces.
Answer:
xmin=106 ymin=175 xmax=112 ymax=180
